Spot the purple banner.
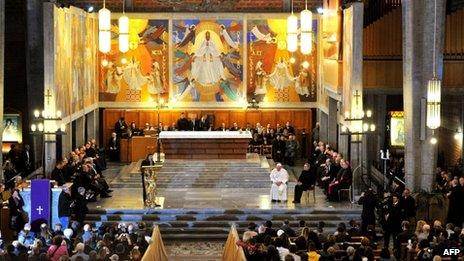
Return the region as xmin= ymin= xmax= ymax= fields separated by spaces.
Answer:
xmin=31 ymin=179 xmax=51 ymax=226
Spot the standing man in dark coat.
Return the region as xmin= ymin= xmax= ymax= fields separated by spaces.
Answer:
xmin=58 ymin=187 xmax=74 ymax=229
xmin=51 ymin=161 xmax=66 ymax=186
xmin=198 ymin=115 xmax=209 ymax=131
xmin=114 ymin=117 xmax=127 ymax=138
xmin=74 ymin=187 xmax=88 ymax=225
xmin=400 ymin=188 xmax=416 ymax=230
xmin=358 ymin=189 xmax=378 ymax=234
xmin=446 ymin=179 xmax=464 ymax=226
xmin=189 ymin=115 xmax=198 ymax=131
xmin=293 ymin=163 xmax=316 ymax=203
xmin=381 ymin=194 xmax=403 ymax=248
xmin=176 ymin=112 xmax=191 ymax=131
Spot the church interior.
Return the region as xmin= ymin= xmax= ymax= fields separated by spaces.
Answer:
xmin=1 ymin=0 xmax=464 ymax=260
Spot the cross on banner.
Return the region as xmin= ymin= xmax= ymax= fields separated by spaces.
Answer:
xmin=353 ymin=90 xmax=361 ymax=106
xmin=44 ymin=89 xmax=52 ymax=106
xmin=31 ymin=180 xmax=51 ymax=226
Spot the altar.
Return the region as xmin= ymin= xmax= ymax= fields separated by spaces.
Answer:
xmin=159 ymin=131 xmax=252 ymax=159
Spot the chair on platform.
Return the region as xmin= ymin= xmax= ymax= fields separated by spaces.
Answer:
xmin=302 ymin=186 xmax=316 ymax=204
xmin=338 ymin=186 xmax=352 ymax=202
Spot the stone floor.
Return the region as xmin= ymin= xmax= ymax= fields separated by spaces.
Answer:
xmin=91 ymin=157 xmax=360 ymax=211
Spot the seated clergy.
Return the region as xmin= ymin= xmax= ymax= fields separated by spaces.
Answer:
xmin=270 ymin=163 xmax=289 ymax=202
xmin=107 ymin=132 xmax=120 ymax=161
xmin=293 ymin=163 xmax=316 ymax=204
xmin=327 ymin=159 xmax=352 ymax=201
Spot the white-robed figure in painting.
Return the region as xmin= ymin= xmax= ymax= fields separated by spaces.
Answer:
xmin=254 ymin=61 xmax=268 ymax=95
xmin=146 ymin=61 xmax=164 ymax=95
xmin=269 ymin=58 xmax=294 ymax=91
xmin=269 ymin=163 xmax=289 ymax=202
xmin=106 ymin=62 xmax=124 ymax=94
xmin=123 ymin=59 xmax=147 ymax=91
xmin=190 ymin=31 xmax=225 ymax=85
xmin=294 ymin=65 xmax=310 ymax=97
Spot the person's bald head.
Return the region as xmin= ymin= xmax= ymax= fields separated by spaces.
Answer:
xmin=276 ymin=163 xmax=282 ymax=171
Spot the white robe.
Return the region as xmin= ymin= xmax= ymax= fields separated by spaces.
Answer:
xmin=270 ymin=168 xmax=289 ymax=201
xmin=190 ymin=38 xmax=225 ymax=85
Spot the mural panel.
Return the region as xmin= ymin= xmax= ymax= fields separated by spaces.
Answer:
xmin=71 ymin=13 xmax=85 ymax=113
xmin=54 ymin=9 xmax=72 ymax=117
xmin=246 ymin=18 xmax=317 ymax=104
xmin=99 ymin=19 xmax=169 ymax=103
xmin=171 ymin=19 xmax=244 ymax=105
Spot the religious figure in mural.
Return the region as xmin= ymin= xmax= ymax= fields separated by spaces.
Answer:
xmin=254 ymin=60 xmax=268 ymax=95
xmin=106 ymin=62 xmax=124 ymax=94
xmin=172 ymin=19 xmax=243 ymax=103
xmin=269 ymin=59 xmax=294 ymax=91
xmin=190 ymin=31 xmax=226 ymax=85
xmin=146 ymin=62 xmax=164 ymax=95
xmin=123 ymin=59 xmax=147 ymax=91
xmin=294 ymin=65 xmax=311 ymax=97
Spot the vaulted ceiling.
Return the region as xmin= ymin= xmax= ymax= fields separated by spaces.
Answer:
xmin=54 ymin=0 xmax=323 ymax=12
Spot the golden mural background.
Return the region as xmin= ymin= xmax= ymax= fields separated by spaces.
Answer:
xmin=53 ymin=6 xmax=99 ymax=117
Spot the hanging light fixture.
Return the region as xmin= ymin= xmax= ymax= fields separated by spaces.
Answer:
xmin=118 ymin=0 xmax=129 ymax=53
xmin=98 ymin=0 xmax=111 ymax=53
xmin=287 ymin=0 xmax=298 ymax=52
xmin=426 ymin=0 xmax=441 ymax=130
xmin=300 ymin=0 xmax=313 ymax=54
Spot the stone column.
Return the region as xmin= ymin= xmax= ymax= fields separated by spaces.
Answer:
xmin=402 ymin=0 xmax=445 ymax=191
xmin=26 ymin=0 xmax=45 ymax=168
xmin=86 ymin=111 xmax=96 ymax=141
xmin=318 ymin=110 xmax=329 ymax=143
xmin=328 ymin=97 xmax=338 ymax=149
xmin=75 ymin=117 xmax=85 ymax=147
xmin=342 ymin=2 xmax=364 ymax=170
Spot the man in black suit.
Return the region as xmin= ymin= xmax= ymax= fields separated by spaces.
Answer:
xmin=198 ymin=115 xmax=209 ymax=131
xmin=293 ymin=163 xmax=316 ymax=203
xmin=189 ymin=115 xmax=198 ymax=131
xmin=381 ymin=194 xmax=403 ymax=248
xmin=114 ymin=117 xmax=128 ymax=137
xmin=400 ymin=188 xmax=416 ymax=229
xmin=176 ymin=113 xmax=190 ymax=131
xmin=358 ymin=189 xmax=378 ymax=234
xmin=108 ymin=132 xmax=120 ymax=161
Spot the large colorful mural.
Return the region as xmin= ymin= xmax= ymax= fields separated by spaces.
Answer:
xmin=171 ymin=19 xmax=244 ymax=104
xmin=246 ymin=18 xmax=317 ymax=104
xmin=95 ymin=14 xmax=319 ymax=108
xmin=99 ymin=19 xmax=169 ymax=103
xmin=53 ymin=6 xmax=99 ymax=117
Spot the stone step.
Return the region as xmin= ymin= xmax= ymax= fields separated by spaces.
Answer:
xmin=84 ymin=213 xmax=360 ymax=222
xmin=87 ymin=208 xmax=361 ymax=215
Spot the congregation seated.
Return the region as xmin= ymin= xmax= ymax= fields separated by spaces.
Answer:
xmin=0 ymin=221 xmax=153 ymax=260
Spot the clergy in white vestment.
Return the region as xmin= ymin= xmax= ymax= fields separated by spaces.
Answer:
xmin=270 ymin=163 xmax=289 ymax=202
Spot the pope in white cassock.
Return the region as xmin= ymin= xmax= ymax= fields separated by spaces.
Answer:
xmin=270 ymin=163 xmax=289 ymax=202
xmin=190 ymin=31 xmax=226 ymax=85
